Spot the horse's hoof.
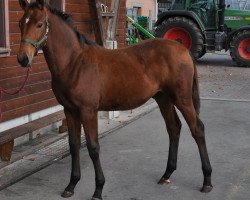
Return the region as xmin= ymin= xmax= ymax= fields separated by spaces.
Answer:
xmin=61 ymin=190 xmax=74 ymax=198
xmin=158 ymin=178 xmax=171 ymax=185
xmin=200 ymin=185 xmax=213 ymax=193
xmin=91 ymin=197 xmax=102 ymax=200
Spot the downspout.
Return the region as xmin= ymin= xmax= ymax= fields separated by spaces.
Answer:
xmin=155 ymin=0 xmax=158 ymax=21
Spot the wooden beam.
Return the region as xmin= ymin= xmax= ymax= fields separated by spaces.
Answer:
xmin=107 ymin=0 xmax=121 ymax=41
xmin=0 ymin=140 xmax=14 ymax=161
xmin=59 ymin=119 xmax=68 ymax=134
xmin=0 ymin=111 xmax=65 ymax=146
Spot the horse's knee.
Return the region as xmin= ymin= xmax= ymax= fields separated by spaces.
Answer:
xmin=69 ymin=145 xmax=80 ymax=156
xmin=166 ymin=112 xmax=182 ymax=132
xmin=169 ymin=119 xmax=182 ymax=133
xmin=176 ymin=116 xmax=182 ymax=129
xmin=87 ymin=143 xmax=100 ymax=159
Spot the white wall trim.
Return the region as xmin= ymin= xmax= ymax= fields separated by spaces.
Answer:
xmin=0 ymin=105 xmax=63 ymax=132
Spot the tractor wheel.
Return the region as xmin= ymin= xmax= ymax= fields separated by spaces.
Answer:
xmin=230 ymin=30 xmax=250 ymax=67
xmin=155 ymin=17 xmax=204 ymax=60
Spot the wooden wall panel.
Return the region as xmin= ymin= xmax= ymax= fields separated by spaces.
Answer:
xmin=0 ymin=0 xmax=126 ymax=123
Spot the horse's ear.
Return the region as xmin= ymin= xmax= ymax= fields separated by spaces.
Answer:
xmin=19 ymin=0 xmax=29 ymax=10
xmin=36 ymin=0 xmax=47 ymax=9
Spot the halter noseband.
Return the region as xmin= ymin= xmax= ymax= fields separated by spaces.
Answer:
xmin=21 ymin=15 xmax=49 ymax=51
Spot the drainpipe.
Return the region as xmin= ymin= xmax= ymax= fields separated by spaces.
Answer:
xmin=155 ymin=0 xmax=158 ymax=21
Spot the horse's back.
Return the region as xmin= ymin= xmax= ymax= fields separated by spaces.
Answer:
xmin=92 ymin=38 xmax=194 ymax=110
xmin=120 ymin=38 xmax=194 ymax=87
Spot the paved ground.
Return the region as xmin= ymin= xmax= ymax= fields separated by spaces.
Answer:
xmin=198 ymin=52 xmax=250 ymax=100
xmin=0 ymin=99 xmax=250 ymax=200
xmin=0 ymin=53 xmax=250 ymax=200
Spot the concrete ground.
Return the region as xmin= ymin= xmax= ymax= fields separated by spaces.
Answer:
xmin=198 ymin=52 xmax=250 ymax=100
xmin=0 ymin=99 xmax=249 ymax=200
xmin=0 ymin=53 xmax=249 ymax=200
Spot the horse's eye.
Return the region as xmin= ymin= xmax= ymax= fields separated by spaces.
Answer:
xmin=37 ymin=22 xmax=43 ymax=28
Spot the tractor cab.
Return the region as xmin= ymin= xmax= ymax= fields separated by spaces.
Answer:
xmin=155 ymin=0 xmax=250 ymax=67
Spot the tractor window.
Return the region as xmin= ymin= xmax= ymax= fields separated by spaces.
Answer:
xmin=225 ymin=0 xmax=250 ymax=10
xmin=171 ymin=0 xmax=184 ymax=10
xmin=189 ymin=0 xmax=216 ymax=29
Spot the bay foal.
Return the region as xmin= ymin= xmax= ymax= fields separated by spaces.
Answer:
xmin=17 ymin=0 xmax=212 ymax=199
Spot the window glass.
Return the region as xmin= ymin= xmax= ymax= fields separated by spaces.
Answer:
xmin=0 ymin=0 xmax=10 ymax=56
xmin=0 ymin=0 xmax=5 ymax=48
xmin=49 ymin=0 xmax=63 ymax=10
xmin=225 ymin=0 xmax=250 ymax=10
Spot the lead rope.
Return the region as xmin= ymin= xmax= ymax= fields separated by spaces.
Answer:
xmin=0 ymin=68 xmax=31 ymax=121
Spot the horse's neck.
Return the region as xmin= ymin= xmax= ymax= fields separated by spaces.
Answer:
xmin=43 ymin=13 xmax=82 ymax=77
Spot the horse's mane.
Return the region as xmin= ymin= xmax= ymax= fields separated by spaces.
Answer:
xmin=28 ymin=2 xmax=98 ymax=47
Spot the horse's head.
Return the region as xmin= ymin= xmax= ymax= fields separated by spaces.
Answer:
xmin=17 ymin=0 xmax=48 ymax=67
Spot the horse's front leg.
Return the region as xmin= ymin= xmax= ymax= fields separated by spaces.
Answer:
xmin=81 ymin=108 xmax=105 ymax=200
xmin=62 ymin=109 xmax=81 ymax=198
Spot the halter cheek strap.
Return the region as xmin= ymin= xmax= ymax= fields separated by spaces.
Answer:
xmin=21 ymin=15 xmax=49 ymax=52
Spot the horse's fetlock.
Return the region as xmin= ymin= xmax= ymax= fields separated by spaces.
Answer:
xmin=167 ymin=162 xmax=177 ymax=174
xmin=203 ymin=166 xmax=212 ymax=176
xmin=170 ymin=165 xmax=177 ymax=172
xmin=70 ymin=172 xmax=81 ymax=184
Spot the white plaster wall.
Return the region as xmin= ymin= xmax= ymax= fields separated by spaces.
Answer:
xmin=0 ymin=105 xmax=63 ymax=132
xmin=126 ymin=0 xmax=157 ymax=21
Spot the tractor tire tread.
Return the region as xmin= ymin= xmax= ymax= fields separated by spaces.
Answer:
xmin=230 ymin=30 xmax=250 ymax=68
xmin=155 ymin=16 xmax=204 ymax=60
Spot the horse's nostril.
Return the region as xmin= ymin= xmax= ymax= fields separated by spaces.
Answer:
xmin=18 ymin=54 xmax=29 ymax=67
xmin=17 ymin=54 xmax=22 ymax=64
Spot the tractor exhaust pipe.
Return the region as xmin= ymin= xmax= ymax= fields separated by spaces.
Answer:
xmin=215 ymin=0 xmax=227 ymax=51
xmin=219 ymin=0 xmax=226 ymax=31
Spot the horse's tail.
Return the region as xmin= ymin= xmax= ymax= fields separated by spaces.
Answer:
xmin=192 ymin=61 xmax=200 ymax=115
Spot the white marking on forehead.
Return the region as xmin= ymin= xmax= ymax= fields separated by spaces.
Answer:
xmin=25 ymin=18 xmax=30 ymax=24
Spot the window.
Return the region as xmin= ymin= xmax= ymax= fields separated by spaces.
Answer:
xmin=50 ymin=0 xmax=65 ymax=11
xmin=29 ymin=0 xmax=65 ymax=10
xmin=226 ymin=0 xmax=250 ymax=10
xmin=0 ymin=0 xmax=10 ymax=57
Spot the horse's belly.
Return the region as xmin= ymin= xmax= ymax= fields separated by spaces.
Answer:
xmin=99 ymin=83 xmax=158 ymax=111
xmin=99 ymin=96 xmax=150 ymax=111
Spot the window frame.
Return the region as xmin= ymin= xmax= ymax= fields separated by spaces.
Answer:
xmin=50 ymin=0 xmax=65 ymax=11
xmin=0 ymin=0 xmax=10 ymax=57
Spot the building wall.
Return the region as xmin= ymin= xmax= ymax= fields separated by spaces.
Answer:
xmin=126 ymin=0 xmax=157 ymax=21
xmin=0 ymin=0 xmax=126 ymax=127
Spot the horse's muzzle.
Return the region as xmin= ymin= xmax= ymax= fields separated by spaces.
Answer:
xmin=17 ymin=53 xmax=31 ymax=68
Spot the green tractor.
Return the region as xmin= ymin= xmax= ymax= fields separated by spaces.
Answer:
xmin=155 ymin=0 xmax=250 ymax=67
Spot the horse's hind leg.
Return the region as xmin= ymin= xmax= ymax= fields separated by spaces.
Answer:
xmin=174 ymin=95 xmax=213 ymax=193
xmin=154 ymin=93 xmax=182 ymax=185
xmin=62 ymin=109 xmax=81 ymax=198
